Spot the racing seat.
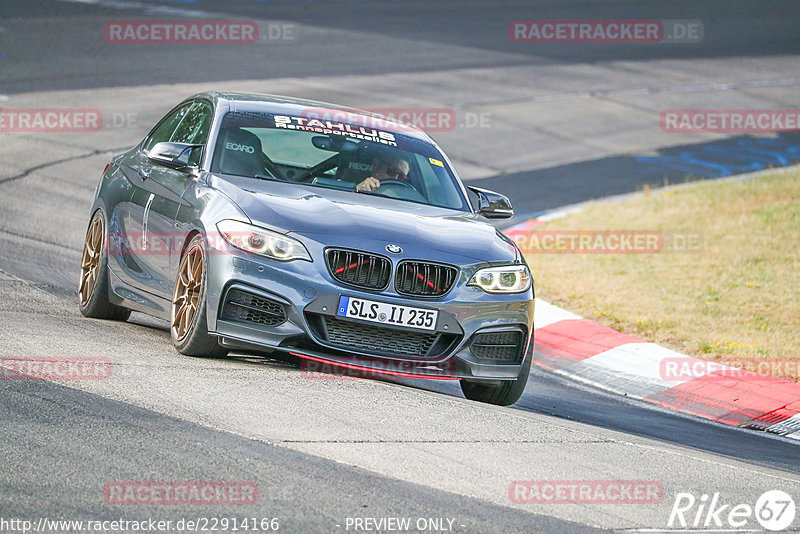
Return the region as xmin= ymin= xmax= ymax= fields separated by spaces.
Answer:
xmin=333 ymin=149 xmax=376 ymax=186
xmin=214 ymin=128 xmax=273 ymax=177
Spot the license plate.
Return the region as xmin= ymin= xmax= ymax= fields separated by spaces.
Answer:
xmin=336 ymin=296 xmax=438 ymax=331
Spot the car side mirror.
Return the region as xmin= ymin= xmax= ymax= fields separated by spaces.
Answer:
xmin=467 ymin=186 xmax=514 ymax=219
xmin=147 ymin=142 xmax=202 ymax=174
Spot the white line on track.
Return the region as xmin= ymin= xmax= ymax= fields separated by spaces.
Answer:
xmin=461 ymin=75 xmax=800 ymax=108
xmin=530 ymin=76 xmax=800 ymax=103
xmin=55 ymin=0 xmax=214 ymax=18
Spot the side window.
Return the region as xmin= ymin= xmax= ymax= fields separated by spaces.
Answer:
xmin=143 ymin=104 xmax=191 ymax=152
xmin=170 ymin=102 xmax=213 ymax=166
xmin=171 ymin=102 xmax=212 ymax=144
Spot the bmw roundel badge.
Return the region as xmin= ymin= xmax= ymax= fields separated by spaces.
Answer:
xmin=386 ymin=244 xmax=402 ymax=254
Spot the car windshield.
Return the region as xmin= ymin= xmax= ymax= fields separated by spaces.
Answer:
xmin=210 ymin=111 xmax=469 ymax=211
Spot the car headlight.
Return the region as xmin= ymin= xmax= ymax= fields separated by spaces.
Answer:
xmin=216 ymin=219 xmax=312 ymax=262
xmin=468 ymin=265 xmax=531 ymax=293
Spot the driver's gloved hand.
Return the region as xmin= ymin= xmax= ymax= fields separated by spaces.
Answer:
xmin=356 ymin=177 xmax=380 ymax=192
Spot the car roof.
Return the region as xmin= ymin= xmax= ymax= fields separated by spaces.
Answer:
xmin=188 ymin=91 xmax=433 ymax=142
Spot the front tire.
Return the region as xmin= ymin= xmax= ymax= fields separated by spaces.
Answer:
xmin=170 ymin=234 xmax=227 ymax=358
xmin=78 ymin=212 xmax=131 ymax=321
xmin=460 ymin=342 xmax=532 ymax=406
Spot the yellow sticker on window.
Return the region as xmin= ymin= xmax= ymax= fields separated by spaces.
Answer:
xmin=429 ymin=157 xmax=444 ymax=167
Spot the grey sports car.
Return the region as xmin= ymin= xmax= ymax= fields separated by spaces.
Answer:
xmin=79 ymin=92 xmax=535 ymax=406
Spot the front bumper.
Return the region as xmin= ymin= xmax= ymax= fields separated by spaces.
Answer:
xmin=204 ymin=242 xmax=534 ymax=381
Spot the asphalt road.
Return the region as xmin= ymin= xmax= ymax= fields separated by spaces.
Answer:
xmin=1 ymin=377 xmax=595 ymax=533
xmin=1 ymin=1 xmax=799 ymax=532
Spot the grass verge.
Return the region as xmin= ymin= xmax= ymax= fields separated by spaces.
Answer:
xmin=519 ymin=168 xmax=800 ymax=381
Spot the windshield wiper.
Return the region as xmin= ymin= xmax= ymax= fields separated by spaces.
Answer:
xmin=356 ymin=189 xmax=410 ymax=202
xmin=355 ymin=189 xmax=389 ymax=197
xmin=355 ymin=188 xmax=432 ymax=207
xmin=254 ymin=173 xmax=282 ymax=182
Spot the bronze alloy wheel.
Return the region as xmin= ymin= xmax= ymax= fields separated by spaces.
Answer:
xmin=171 ymin=242 xmax=205 ymax=341
xmin=79 ymin=216 xmax=104 ymax=306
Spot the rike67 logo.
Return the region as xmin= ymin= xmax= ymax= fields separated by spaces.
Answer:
xmin=668 ymin=490 xmax=796 ymax=531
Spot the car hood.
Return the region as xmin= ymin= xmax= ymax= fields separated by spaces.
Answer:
xmin=209 ymin=174 xmax=519 ymax=263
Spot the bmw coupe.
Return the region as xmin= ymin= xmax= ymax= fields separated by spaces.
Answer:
xmin=79 ymin=92 xmax=534 ymax=405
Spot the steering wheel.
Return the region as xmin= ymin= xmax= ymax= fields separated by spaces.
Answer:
xmin=377 ymin=179 xmax=417 ymax=191
xmin=376 ymin=179 xmax=426 ymax=202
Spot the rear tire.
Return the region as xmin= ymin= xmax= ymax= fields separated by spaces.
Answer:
xmin=460 ymin=341 xmax=532 ymax=406
xmin=78 ymin=211 xmax=131 ymax=321
xmin=170 ymin=234 xmax=228 ymax=358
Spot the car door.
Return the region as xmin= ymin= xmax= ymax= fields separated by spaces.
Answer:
xmin=114 ymin=101 xmax=212 ymax=299
xmin=112 ymin=103 xmax=191 ymax=298
xmin=145 ymin=101 xmax=213 ymax=296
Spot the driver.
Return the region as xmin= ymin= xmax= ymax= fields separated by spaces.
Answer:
xmin=355 ymin=155 xmax=411 ymax=192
